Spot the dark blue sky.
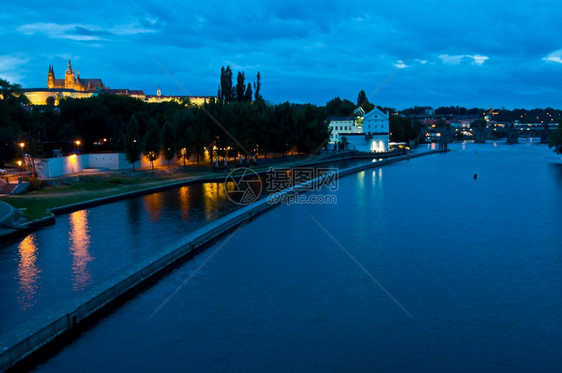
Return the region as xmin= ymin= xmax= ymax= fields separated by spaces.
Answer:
xmin=2 ymin=0 xmax=562 ymax=109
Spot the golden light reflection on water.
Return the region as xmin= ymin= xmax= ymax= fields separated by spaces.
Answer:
xmin=203 ymin=182 xmax=223 ymax=219
xmin=143 ymin=193 xmax=162 ymax=222
xmin=69 ymin=210 xmax=93 ymax=291
xmin=179 ymin=186 xmax=191 ymax=222
xmin=17 ymin=234 xmax=41 ymax=310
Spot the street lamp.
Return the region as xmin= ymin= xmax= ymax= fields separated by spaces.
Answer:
xmin=17 ymin=160 xmax=22 ymax=177
xmin=19 ymin=142 xmax=25 ymax=162
xmin=75 ymin=140 xmax=81 ymax=153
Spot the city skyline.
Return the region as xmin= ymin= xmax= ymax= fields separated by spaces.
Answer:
xmin=2 ymin=0 xmax=562 ymax=109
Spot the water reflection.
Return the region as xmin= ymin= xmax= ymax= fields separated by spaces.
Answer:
xmin=179 ymin=186 xmax=191 ymax=222
xmin=69 ymin=210 xmax=93 ymax=291
xmin=143 ymin=193 xmax=163 ymax=222
xmin=203 ymin=182 xmax=223 ymax=219
xmin=373 ymin=168 xmax=383 ymax=186
xmin=17 ymin=234 xmax=41 ymax=310
xmin=358 ymin=171 xmax=365 ymax=189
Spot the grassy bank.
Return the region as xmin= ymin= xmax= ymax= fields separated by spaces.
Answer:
xmin=0 ymin=154 xmax=321 ymax=221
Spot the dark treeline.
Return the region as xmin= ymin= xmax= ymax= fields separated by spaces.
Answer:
xmin=3 ymin=73 xmax=562 ymax=169
xmin=400 ymin=105 xmax=562 ymax=124
xmin=0 ymin=70 xmax=329 ymax=168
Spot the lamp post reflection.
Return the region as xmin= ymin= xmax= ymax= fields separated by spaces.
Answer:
xmin=203 ymin=182 xmax=223 ymax=220
xmin=69 ymin=210 xmax=93 ymax=291
xmin=143 ymin=193 xmax=162 ymax=222
xmin=17 ymin=234 xmax=41 ymax=310
xmin=179 ymin=186 xmax=191 ymax=222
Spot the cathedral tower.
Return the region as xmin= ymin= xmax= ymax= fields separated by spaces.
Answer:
xmin=47 ymin=65 xmax=55 ymax=88
xmin=65 ymin=59 xmax=75 ymax=89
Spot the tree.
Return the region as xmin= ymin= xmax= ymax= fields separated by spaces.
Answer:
xmin=160 ymin=120 xmax=176 ymax=168
xmin=0 ymin=78 xmax=29 ymax=106
xmin=124 ymin=115 xmax=141 ymax=170
xmin=219 ymin=66 xmax=234 ymax=102
xmin=244 ymin=83 xmax=253 ymax=102
xmin=235 ymin=72 xmax=246 ymax=102
xmin=142 ymin=119 xmax=160 ymax=173
xmin=357 ymin=90 xmax=367 ymax=106
xmin=254 ymin=72 xmax=262 ymax=101
xmin=326 ymin=97 xmax=355 ymax=117
xmin=548 ymin=121 xmax=562 ymax=154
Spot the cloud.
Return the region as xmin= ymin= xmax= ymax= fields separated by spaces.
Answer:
xmin=542 ymin=50 xmax=562 ymax=63
xmin=18 ymin=21 xmax=157 ymax=41
xmin=393 ymin=60 xmax=408 ymax=68
xmin=0 ymin=55 xmax=30 ymax=83
xmin=18 ymin=23 xmax=105 ymax=41
xmin=438 ymin=54 xmax=489 ymax=66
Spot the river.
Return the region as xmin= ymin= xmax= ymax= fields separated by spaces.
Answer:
xmin=26 ymin=141 xmax=562 ymax=372
xmin=0 ymin=157 xmax=366 ymax=333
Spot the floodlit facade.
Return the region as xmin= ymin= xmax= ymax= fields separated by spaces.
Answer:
xmin=328 ymin=107 xmax=390 ymax=153
xmin=22 ymin=61 xmax=213 ymax=106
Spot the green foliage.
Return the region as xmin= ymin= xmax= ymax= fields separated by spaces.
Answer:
xmin=0 ymin=69 xmax=330 ymax=171
xmin=235 ymin=71 xmax=246 ymax=102
xmin=218 ymin=66 xmax=234 ymax=102
xmin=471 ymin=119 xmax=487 ymax=128
xmin=390 ymin=115 xmax=423 ymax=143
xmin=326 ymin=97 xmax=355 ymax=117
xmin=254 ymin=72 xmax=262 ymax=101
xmin=244 ymin=83 xmax=253 ymax=103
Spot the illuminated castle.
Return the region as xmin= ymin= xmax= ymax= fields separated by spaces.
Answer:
xmin=23 ymin=60 xmax=213 ymax=106
xmin=47 ymin=60 xmax=105 ymax=91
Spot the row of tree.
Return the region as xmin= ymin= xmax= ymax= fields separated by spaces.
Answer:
xmin=217 ymin=66 xmax=262 ymax=103
xmin=399 ymin=105 xmax=562 ymax=124
xmin=2 ymin=73 xmax=562 ymax=170
xmin=0 ymin=71 xmax=331 ymax=169
xmin=122 ymin=99 xmax=330 ymax=171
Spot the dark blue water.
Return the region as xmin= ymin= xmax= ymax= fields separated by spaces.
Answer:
xmin=0 ymin=157 xmax=371 ymax=334
xmin=31 ymin=142 xmax=562 ymax=372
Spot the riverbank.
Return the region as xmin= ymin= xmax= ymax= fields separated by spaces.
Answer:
xmin=0 ymin=149 xmax=445 ymax=371
xmin=0 ymin=154 xmax=313 ymax=221
xmin=0 ymin=150 xmax=404 ymax=237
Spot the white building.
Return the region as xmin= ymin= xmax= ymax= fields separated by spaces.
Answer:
xmin=328 ymin=107 xmax=389 ymax=153
xmin=328 ymin=117 xmax=361 ymax=144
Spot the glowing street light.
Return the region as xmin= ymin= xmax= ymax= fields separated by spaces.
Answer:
xmin=18 ymin=142 xmax=25 ymax=167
